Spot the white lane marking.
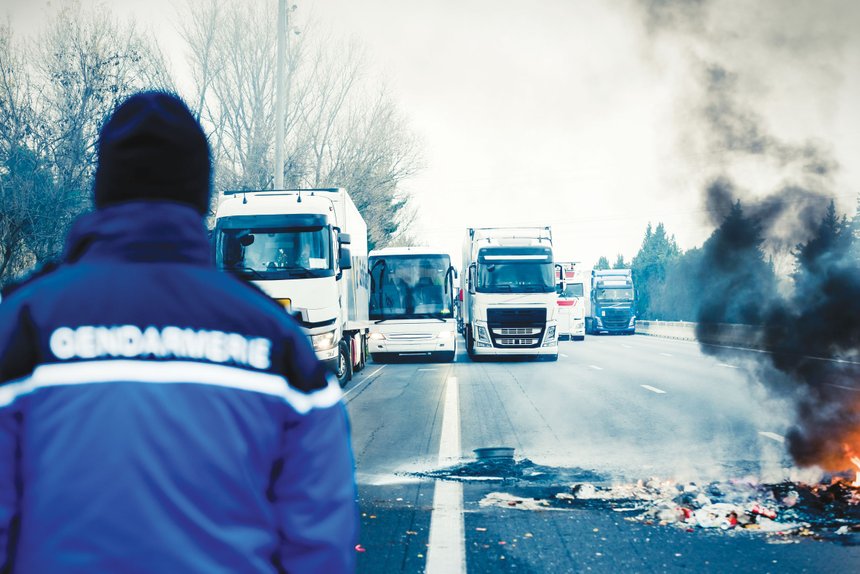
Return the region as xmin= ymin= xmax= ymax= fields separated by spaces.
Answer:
xmin=589 ymin=365 xmax=603 ymax=371
xmin=342 ymin=365 xmax=386 ymax=400
xmin=418 ymin=368 xmax=439 ymax=372
xmin=758 ymin=431 xmax=785 ymax=443
xmin=621 ymin=344 xmax=632 ymax=349
xmin=660 ymin=352 xmax=673 ymax=357
xmin=426 ymin=377 xmax=465 ymax=574
xmin=718 ymin=363 xmax=739 ymax=369
xmin=825 ymin=383 xmax=860 ymax=392
xmin=560 ymin=353 xmax=569 ymax=358
xmin=640 ymin=384 xmax=666 ymax=394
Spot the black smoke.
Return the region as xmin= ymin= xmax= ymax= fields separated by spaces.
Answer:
xmin=634 ymin=0 xmax=860 ymax=472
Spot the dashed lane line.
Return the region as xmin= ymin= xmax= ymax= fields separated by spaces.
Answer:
xmin=640 ymin=384 xmax=666 ymax=394
xmin=758 ymin=431 xmax=786 ymax=443
xmin=589 ymin=365 xmax=603 ymax=371
xmin=718 ymin=363 xmax=739 ymax=369
xmin=660 ymin=352 xmax=673 ymax=357
xmin=560 ymin=353 xmax=569 ymax=358
xmin=425 ymin=377 xmax=465 ymax=574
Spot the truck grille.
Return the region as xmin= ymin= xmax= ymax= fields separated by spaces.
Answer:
xmin=497 ymin=338 xmax=539 ymax=346
xmin=487 ymin=308 xmax=546 ymax=348
xmin=386 ymin=332 xmax=435 ymax=340
xmin=603 ymin=308 xmax=632 ymax=330
xmin=493 ymin=327 xmax=542 ymax=336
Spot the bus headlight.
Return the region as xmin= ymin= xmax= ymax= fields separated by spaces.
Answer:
xmin=311 ymin=330 xmax=338 ymax=352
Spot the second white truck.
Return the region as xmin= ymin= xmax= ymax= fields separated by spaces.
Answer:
xmin=461 ymin=227 xmax=564 ymax=360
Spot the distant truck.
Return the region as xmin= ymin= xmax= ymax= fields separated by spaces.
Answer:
xmin=212 ymin=188 xmax=369 ymax=385
xmin=557 ymin=262 xmax=586 ymax=341
xmin=367 ymin=246 xmax=458 ymax=362
xmin=461 ymin=227 xmax=564 ymax=360
xmin=586 ymin=269 xmax=636 ymax=335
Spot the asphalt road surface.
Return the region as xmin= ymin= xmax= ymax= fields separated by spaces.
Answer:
xmin=344 ymin=334 xmax=860 ymax=573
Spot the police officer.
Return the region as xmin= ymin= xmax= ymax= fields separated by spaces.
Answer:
xmin=0 ymin=91 xmax=358 ymax=573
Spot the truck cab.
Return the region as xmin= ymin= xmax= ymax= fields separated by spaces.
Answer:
xmin=586 ymin=269 xmax=636 ymax=335
xmin=557 ymin=262 xmax=586 ymax=341
xmin=461 ymin=227 xmax=563 ymax=360
xmin=213 ymin=188 xmax=369 ymax=385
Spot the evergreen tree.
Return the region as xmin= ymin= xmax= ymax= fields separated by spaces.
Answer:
xmin=631 ymin=222 xmax=680 ymax=319
xmin=612 ymin=254 xmax=629 ymax=269
xmin=594 ymin=256 xmax=610 ymax=270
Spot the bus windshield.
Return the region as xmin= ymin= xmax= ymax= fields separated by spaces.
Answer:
xmin=370 ymin=254 xmax=453 ymax=320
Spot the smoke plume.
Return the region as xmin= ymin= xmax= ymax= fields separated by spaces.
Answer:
xmin=635 ymin=0 xmax=860 ymax=472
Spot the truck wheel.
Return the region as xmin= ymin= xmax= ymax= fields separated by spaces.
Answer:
xmin=336 ymin=339 xmax=352 ymax=387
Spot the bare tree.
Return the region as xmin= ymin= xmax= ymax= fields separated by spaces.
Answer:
xmin=179 ymin=0 xmax=421 ymax=247
xmin=0 ymin=4 xmax=172 ymax=287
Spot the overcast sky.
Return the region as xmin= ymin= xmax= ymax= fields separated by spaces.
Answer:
xmin=7 ymin=0 xmax=860 ymax=268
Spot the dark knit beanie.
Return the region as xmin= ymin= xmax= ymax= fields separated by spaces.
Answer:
xmin=93 ymin=91 xmax=211 ymax=214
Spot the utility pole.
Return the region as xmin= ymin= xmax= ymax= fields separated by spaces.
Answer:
xmin=274 ymin=0 xmax=287 ymax=189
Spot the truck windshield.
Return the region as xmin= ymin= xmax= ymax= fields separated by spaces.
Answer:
xmin=217 ymin=226 xmax=333 ymax=280
xmin=477 ymin=262 xmax=555 ymax=293
xmin=596 ymin=287 xmax=633 ymax=301
xmin=370 ymin=254 xmax=453 ymax=320
xmin=562 ymin=283 xmax=584 ymax=298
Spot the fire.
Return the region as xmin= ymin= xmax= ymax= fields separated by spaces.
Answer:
xmin=852 ymin=456 xmax=860 ymax=488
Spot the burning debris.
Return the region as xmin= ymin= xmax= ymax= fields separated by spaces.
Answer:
xmin=476 ymin=472 xmax=860 ymax=541
xmin=427 ymin=453 xmax=860 ymax=541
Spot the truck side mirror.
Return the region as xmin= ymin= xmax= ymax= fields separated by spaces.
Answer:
xmin=468 ymin=263 xmax=476 ymax=294
xmin=555 ymin=263 xmax=566 ymax=292
xmin=339 ymin=246 xmax=352 ymax=270
xmin=338 ymin=232 xmax=351 ymax=245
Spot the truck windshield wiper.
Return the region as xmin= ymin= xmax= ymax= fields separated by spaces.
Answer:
xmin=229 ymin=265 xmax=265 ymax=280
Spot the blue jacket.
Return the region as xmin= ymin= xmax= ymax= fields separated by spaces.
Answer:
xmin=0 ymin=202 xmax=358 ymax=573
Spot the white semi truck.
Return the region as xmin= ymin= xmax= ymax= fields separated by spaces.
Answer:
xmin=557 ymin=261 xmax=586 ymax=341
xmin=461 ymin=227 xmax=564 ymax=360
xmin=367 ymin=246 xmax=458 ymax=362
xmin=213 ymin=188 xmax=369 ymax=385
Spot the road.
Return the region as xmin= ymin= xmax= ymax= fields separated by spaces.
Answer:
xmin=344 ymin=335 xmax=860 ymax=573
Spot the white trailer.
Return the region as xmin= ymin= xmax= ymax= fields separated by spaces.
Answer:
xmin=557 ymin=261 xmax=586 ymax=341
xmin=213 ymin=188 xmax=369 ymax=385
xmin=367 ymin=246 xmax=458 ymax=362
xmin=461 ymin=227 xmax=564 ymax=360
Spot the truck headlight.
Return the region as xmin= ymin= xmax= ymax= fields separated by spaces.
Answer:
xmin=543 ymin=326 xmax=557 ymax=346
xmin=368 ymin=332 xmax=386 ymax=341
xmin=311 ymin=330 xmax=338 ymax=352
xmin=437 ymin=330 xmax=455 ymax=339
xmin=629 ymin=317 xmax=636 ymax=327
xmin=476 ymin=326 xmax=491 ymax=343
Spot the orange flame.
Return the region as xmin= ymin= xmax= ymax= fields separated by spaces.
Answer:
xmin=852 ymin=456 xmax=860 ymax=488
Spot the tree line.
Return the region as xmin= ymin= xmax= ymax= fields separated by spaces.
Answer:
xmin=0 ymin=1 xmax=420 ymax=288
xmin=595 ymin=197 xmax=860 ymax=325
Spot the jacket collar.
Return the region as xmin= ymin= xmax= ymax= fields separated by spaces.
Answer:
xmin=64 ymin=201 xmax=211 ymax=265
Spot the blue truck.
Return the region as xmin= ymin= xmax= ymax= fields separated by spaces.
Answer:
xmin=586 ymin=269 xmax=636 ymax=335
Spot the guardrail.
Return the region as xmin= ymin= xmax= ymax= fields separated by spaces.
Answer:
xmin=636 ymin=320 xmax=764 ymax=348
